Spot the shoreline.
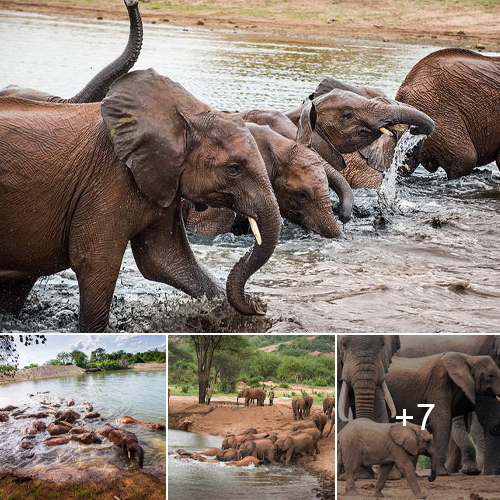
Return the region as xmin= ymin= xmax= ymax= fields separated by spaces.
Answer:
xmin=0 ymin=0 xmax=499 ymax=51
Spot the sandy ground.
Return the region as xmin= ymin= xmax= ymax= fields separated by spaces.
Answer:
xmin=1 ymin=0 xmax=499 ymax=50
xmin=338 ymin=474 xmax=500 ymax=500
xmin=0 ymin=364 xmax=84 ymax=384
xmin=168 ymin=395 xmax=334 ymax=497
xmin=131 ymin=362 xmax=166 ymax=371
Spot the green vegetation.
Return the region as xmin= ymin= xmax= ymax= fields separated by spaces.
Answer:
xmin=169 ymin=335 xmax=334 ymax=399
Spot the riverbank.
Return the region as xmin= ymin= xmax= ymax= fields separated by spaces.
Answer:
xmin=168 ymin=396 xmax=334 ymax=496
xmin=0 ymin=0 xmax=499 ymax=50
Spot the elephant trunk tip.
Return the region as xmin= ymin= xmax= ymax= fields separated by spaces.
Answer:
xmin=428 ymin=469 xmax=436 ymax=482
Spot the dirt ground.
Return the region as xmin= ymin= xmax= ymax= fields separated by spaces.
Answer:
xmin=1 ymin=0 xmax=499 ymax=50
xmin=0 ymin=364 xmax=84 ymax=384
xmin=338 ymin=472 xmax=500 ymax=500
xmin=168 ymin=396 xmax=334 ymax=495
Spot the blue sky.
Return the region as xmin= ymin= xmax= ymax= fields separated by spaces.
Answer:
xmin=12 ymin=335 xmax=166 ymax=368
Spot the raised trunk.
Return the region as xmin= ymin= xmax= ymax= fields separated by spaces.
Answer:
xmin=323 ymin=161 xmax=354 ymax=223
xmin=383 ymin=104 xmax=435 ymax=136
xmin=226 ymin=192 xmax=281 ymax=315
xmin=69 ymin=0 xmax=143 ymax=103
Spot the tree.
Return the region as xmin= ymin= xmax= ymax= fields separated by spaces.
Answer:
xmin=70 ymin=350 xmax=88 ymax=368
xmin=56 ymin=351 xmax=72 ymax=365
xmin=212 ymin=351 xmax=240 ymax=392
xmin=89 ymin=347 xmax=106 ymax=363
xmin=0 ymin=335 xmax=47 ymax=375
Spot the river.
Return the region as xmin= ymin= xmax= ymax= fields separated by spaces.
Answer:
xmin=0 ymin=369 xmax=166 ymax=476
xmin=0 ymin=11 xmax=499 ymax=332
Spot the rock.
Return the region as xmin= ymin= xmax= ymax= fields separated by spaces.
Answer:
xmin=96 ymin=16 xmax=103 ymax=20
xmin=152 ymin=20 xmax=156 ymax=24
xmin=197 ymin=19 xmax=205 ymax=25
xmin=382 ymin=37 xmax=390 ymax=43
xmin=327 ymin=17 xmax=336 ymax=24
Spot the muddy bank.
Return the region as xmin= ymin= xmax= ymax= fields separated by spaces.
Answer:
xmin=0 ymin=467 xmax=166 ymax=500
xmin=1 ymin=0 xmax=499 ymax=50
xmin=0 ymin=365 xmax=84 ymax=384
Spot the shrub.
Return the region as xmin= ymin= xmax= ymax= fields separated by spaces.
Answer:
xmin=181 ymin=385 xmax=190 ymax=394
xmin=281 ymin=383 xmax=289 ymax=389
xmin=290 ymin=391 xmax=296 ymax=397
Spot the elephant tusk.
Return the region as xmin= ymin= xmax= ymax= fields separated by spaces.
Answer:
xmin=382 ymin=380 xmax=397 ymax=418
xmin=128 ymin=451 xmax=131 ymax=458
xmin=379 ymin=127 xmax=393 ymax=137
xmin=338 ymin=381 xmax=349 ymax=422
xmin=496 ymin=396 xmax=500 ymax=403
xmin=388 ymin=125 xmax=406 ymax=134
xmin=248 ymin=217 xmax=262 ymax=245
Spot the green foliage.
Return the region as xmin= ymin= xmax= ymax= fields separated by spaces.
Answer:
xmin=70 ymin=350 xmax=88 ymax=368
xmin=280 ymin=383 xmax=289 ymax=389
xmin=92 ymin=359 xmax=121 ymax=371
xmin=44 ymin=359 xmax=63 ymax=366
xmin=23 ymin=363 xmax=38 ymax=369
xmin=56 ymin=351 xmax=72 ymax=365
xmin=417 ymin=455 xmax=431 ymax=469
xmin=181 ymin=384 xmax=190 ymax=394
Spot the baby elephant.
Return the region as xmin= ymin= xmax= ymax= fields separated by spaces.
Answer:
xmin=338 ymin=419 xmax=436 ymax=499
xmin=98 ymin=424 xmax=144 ymax=468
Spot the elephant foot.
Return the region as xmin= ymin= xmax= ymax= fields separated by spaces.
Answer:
xmin=372 ymin=492 xmax=384 ymax=498
xmin=345 ymin=488 xmax=359 ymax=496
xmin=460 ymin=464 xmax=481 ymax=476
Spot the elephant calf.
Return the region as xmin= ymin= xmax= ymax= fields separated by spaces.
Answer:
xmin=338 ymin=419 xmax=436 ymax=499
xmin=98 ymin=424 xmax=144 ymax=468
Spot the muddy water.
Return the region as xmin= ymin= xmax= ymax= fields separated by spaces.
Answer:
xmin=168 ymin=429 xmax=322 ymax=498
xmin=0 ymin=11 xmax=499 ymax=332
xmin=0 ymin=370 xmax=166 ymax=476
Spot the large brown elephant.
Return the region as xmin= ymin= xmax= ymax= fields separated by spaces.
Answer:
xmin=396 ymin=48 xmax=500 ymax=180
xmin=338 ymin=419 xmax=436 ymax=499
xmin=185 ymin=121 xmax=353 ymax=237
xmin=237 ymin=388 xmax=266 ymax=406
xmin=98 ymin=424 xmax=144 ymax=468
xmin=238 ymin=438 xmax=277 ymax=464
xmin=0 ymin=0 xmax=143 ymax=104
xmin=398 ymin=335 xmax=500 ymax=475
xmin=275 ymin=432 xmax=316 ymax=466
xmin=302 ymin=395 xmax=313 ymax=417
xmin=292 ymin=398 xmax=305 ymax=420
xmin=323 ymin=397 xmax=334 ymax=419
xmin=0 ymin=70 xmax=281 ymax=331
xmin=386 ymin=352 xmax=500 ymax=477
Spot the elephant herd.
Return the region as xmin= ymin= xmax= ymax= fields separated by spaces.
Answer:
xmin=337 ymin=335 xmax=500 ymax=498
xmin=3 ymin=0 xmax=496 ymax=332
xmin=172 ymin=399 xmax=334 ymax=468
xmin=0 ymin=396 xmax=166 ymax=469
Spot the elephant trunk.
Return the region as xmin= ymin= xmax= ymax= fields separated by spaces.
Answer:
xmin=382 ymin=104 xmax=435 ymax=137
xmin=129 ymin=442 xmax=144 ymax=468
xmin=226 ymin=186 xmax=281 ymax=315
xmin=490 ymin=421 xmax=500 ymax=437
xmin=428 ymin=447 xmax=438 ymax=482
xmin=323 ymin=161 xmax=354 ymax=224
xmin=352 ymin=371 xmax=378 ymax=420
xmin=69 ymin=0 xmax=143 ymax=103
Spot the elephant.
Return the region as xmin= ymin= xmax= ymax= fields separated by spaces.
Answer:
xmin=184 ymin=121 xmax=353 ymax=238
xmin=14 ymin=412 xmax=49 ymax=420
xmin=0 ymin=70 xmax=281 ymax=331
xmin=397 ymin=335 xmax=500 ymax=475
xmin=396 ymin=48 xmax=500 ymax=180
xmin=0 ymin=406 xmax=18 ymax=412
xmin=224 ymin=456 xmax=262 ymax=467
xmin=33 ymin=420 xmax=47 ymax=433
xmin=338 ymin=419 xmax=436 ymax=499
xmin=47 ymin=421 xmax=74 ymax=436
xmin=117 ymin=416 xmax=165 ymax=430
xmin=21 ymin=436 xmax=35 ymax=449
xmin=0 ymin=0 xmax=143 ymax=104
xmin=45 ymin=432 xmax=102 ymax=446
xmin=0 ymin=413 xmax=9 ymax=422
xmin=312 ymin=413 xmax=327 ymax=434
xmin=325 ymin=414 xmax=334 ymax=438
xmin=323 ymin=397 xmax=334 ymax=419
xmin=337 ymin=335 xmax=400 ymax=423
xmin=238 ymin=438 xmax=277 ymax=464
xmin=293 ymin=427 xmax=321 ymax=454
xmin=386 ymin=352 xmax=500 ymax=477
xmin=83 ymin=412 xmax=101 ymax=419
xmin=216 ymin=448 xmax=239 ymax=461
xmin=302 ymin=395 xmax=313 ymax=417
xmin=275 ymin=432 xmax=316 ymax=466
xmin=237 ymin=388 xmax=266 ymax=407
xmin=291 ymin=398 xmax=305 ymax=421
xmin=199 ymin=447 xmax=220 ymax=456
xmin=55 ymin=410 xmax=80 ymax=423
xmin=98 ymin=424 xmax=144 ymax=468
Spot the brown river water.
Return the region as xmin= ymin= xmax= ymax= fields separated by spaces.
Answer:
xmin=0 ymin=11 xmax=499 ymax=332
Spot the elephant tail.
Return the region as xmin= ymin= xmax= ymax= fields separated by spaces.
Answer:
xmin=129 ymin=443 xmax=144 ymax=468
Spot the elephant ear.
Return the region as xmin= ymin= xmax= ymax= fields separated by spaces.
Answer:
xmin=101 ymin=68 xmax=209 ymax=208
xmin=381 ymin=335 xmax=401 ymax=374
xmin=442 ymin=352 xmax=476 ymax=404
xmin=492 ymin=336 xmax=500 ymax=364
xmin=296 ymin=94 xmax=317 ymax=147
xmin=389 ymin=424 xmax=419 ymax=456
xmin=358 ymin=133 xmax=397 ymax=173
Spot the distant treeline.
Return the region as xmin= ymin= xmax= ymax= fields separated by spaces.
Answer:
xmin=169 ymin=336 xmax=334 ymax=393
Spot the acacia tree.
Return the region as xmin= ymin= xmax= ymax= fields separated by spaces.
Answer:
xmin=0 ymin=335 xmax=47 ymax=375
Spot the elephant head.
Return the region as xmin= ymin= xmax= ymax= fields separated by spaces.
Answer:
xmin=127 ymin=442 xmax=144 ymax=468
xmin=338 ymin=335 xmax=400 ymax=422
xmin=236 ymin=390 xmax=248 ymax=405
xmin=101 ymin=69 xmax=281 ymax=315
xmin=274 ymin=435 xmax=292 ymax=459
xmin=238 ymin=440 xmax=256 ymax=459
xmin=389 ymin=422 xmax=437 ymax=482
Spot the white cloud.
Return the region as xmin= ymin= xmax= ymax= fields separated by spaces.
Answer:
xmin=68 ymin=335 xmax=103 ymax=354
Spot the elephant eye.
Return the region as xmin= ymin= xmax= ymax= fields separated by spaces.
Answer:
xmin=226 ymin=163 xmax=242 ymax=177
xmin=296 ymin=191 xmax=309 ymax=203
xmin=342 ymin=109 xmax=355 ymax=121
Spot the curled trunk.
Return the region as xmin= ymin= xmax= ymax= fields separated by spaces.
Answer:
xmin=383 ymin=104 xmax=435 ymax=136
xmin=323 ymin=161 xmax=354 ymax=223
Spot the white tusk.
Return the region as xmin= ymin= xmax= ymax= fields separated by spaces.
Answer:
xmin=248 ymin=217 xmax=262 ymax=245
xmin=382 ymin=380 xmax=397 ymax=418
xmin=338 ymin=381 xmax=349 ymax=422
xmin=389 ymin=125 xmax=406 ymax=134
xmin=379 ymin=127 xmax=393 ymax=136
xmin=496 ymin=396 xmax=500 ymax=403
xmin=128 ymin=451 xmax=131 ymax=458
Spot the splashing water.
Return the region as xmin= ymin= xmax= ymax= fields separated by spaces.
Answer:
xmin=377 ymin=131 xmax=426 ymax=213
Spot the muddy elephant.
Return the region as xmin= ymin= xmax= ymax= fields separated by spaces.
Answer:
xmin=237 ymin=388 xmax=266 ymax=407
xmin=117 ymin=416 xmax=165 ymax=431
xmin=338 ymin=419 xmax=436 ymax=499
xmin=45 ymin=431 xmax=102 ymax=446
xmin=238 ymin=438 xmax=276 ymax=464
xmin=302 ymin=395 xmax=313 ymax=417
xmin=292 ymin=398 xmax=305 ymax=421
xmin=323 ymin=397 xmax=334 ymax=419
xmin=312 ymin=413 xmax=327 ymax=434
xmin=293 ymin=427 xmax=321 ymax=454
xmin=0 ymin=70 xmax=281 ymax=331
xmin=398 ymin=335 xmax=500 ymax=475
xmin=0 ymin=413 xmax=8 ymax=422
xmin=0 ymin=0 xmax=143 ymax=104
xmin=185 ymin=121 xmax=353 ymax=237
xmin=337 ymin=335 xmax=400 ymax=423
xmin=225 ymin=456 xmax=262 ymax=467
xmin=397 ymin=48 xmax=500 ymax=180
xmin=275 ymin=432 xmax=316 ymax=466
xmin=98 ymin=424 xmax=144 ymax=468
xmin=216 ymin=448 xmax=238 ymax=461
xmin=386 ymin=352 xmax=500 ymax=477
xmin=47 ymin=421 xmax=74 ymax=436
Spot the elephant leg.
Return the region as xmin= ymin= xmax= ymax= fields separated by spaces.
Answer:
xmin=345 ymin=468 xmax=358 ymax=495
xmin=429 ymin=413 xmax=451 ymax=476
xmin=448 ymin=416 xmax=480 ymax=475
xmin=373 ymin=463 xmax=393 ymax=498
xmin=0 ymin=277 xmax=37 ymax=315
xmin=470 ymin=414 xmax=485 ymax=470
xmin=284 ymin=448 xmax=293 ymax=466
xmin=131 ymin=198 xmax=224 ymax=299
xmin=394 ymin=453 xmax=425 ymax=499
